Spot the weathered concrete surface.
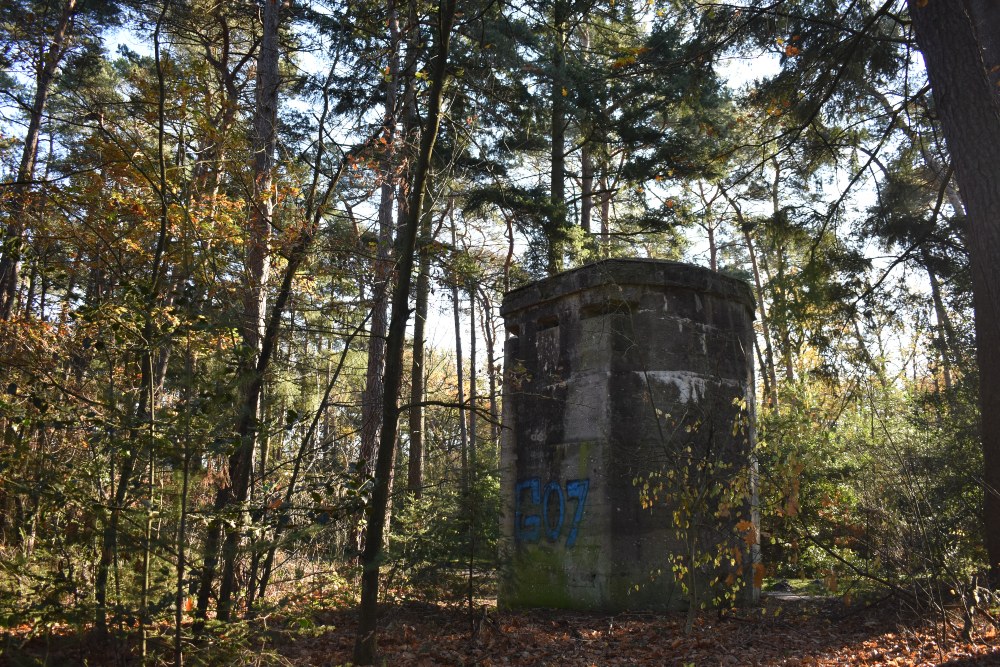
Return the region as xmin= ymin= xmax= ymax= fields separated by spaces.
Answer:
xmin=499 ymin=259 xmax=758 ymax=611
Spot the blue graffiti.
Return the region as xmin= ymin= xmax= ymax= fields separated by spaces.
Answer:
xmin=542 ymin=481 xmax=565 ymax=541
xmin=564 ymin=479 xmax=589 ymax=547
xmin=515 ymin=478 xmax=589 ymax=547
xmin=514 ymin=479 xmax=541 ymax=542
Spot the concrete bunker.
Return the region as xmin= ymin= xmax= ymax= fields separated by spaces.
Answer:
xmin=499 ymin=259 xmax=758 ymax=611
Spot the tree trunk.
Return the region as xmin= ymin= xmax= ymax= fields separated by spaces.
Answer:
xmin=723 ymin=188 xmax=778 ymax=406
xmin=581 ymin=150 xmax=594 ymax=237
xmin=908 ymin=0 xmax=1000 ymax=582
xmin=0 ymin=0 xmax=77 ymax=320
xmin=469 ymin=280 xmax=477 ymax=480
xmin=450 ymin=210 xmax=469 ymax=490
xmin=969 ymin=0 xmax=1000 ymax=91
xmin=548 ymin=0 xmax=568 ymax=274
xmin=353 ymin=1 xmax=456 ymax=661
xmin=698 ymin=183 xmax=719 ymax=272
xmin=744 ymin=228 xmax=778 ymax=406
xmin=707 ymin=223 xmax=717 ymax=273
xmin=402 ymin=0 xmax=426 ymax=499
xmin=922 ymin=248 xmax=955 ymax=397
xmin=359 ymin=1 xmax=401 ymax=479
xmin=197 ymin=0 xmax=281 ymax=625
xmin=216 ymin=0 xmax=281 ymax=620
xmin=579 ymin=26 xmax=593 ymax=238
xmin=767 ymin=160 xmax=796 ymax=384
xmin=479 ymin=286 xmax=501 ymax=449
xmin=407 ymin=205 xmax=432 ymax=497
xmin=600 ymin=173 xmax=611 ymax=257
xmin=174 ymin=345 xmax=195 ymax=667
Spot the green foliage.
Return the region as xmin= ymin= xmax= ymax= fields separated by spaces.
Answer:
xmin=387 ymin=467 xmax=501 ymax=602
xmin=759 ymin=374 xmax=984 ymax=601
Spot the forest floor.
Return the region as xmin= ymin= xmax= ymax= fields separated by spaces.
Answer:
xmin=2 ymin=592 xmax=999 ymax=665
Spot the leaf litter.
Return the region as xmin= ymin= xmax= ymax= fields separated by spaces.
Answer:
xmin=3 ymin=594 xmax=998 ymax=665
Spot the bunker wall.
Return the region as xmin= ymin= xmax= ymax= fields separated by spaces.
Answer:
xmin=499 ymin=259 xmax=758 ymax=611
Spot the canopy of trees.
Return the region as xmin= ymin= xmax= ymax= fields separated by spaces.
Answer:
xmin=0 ymin=0 xmax=996 ymax=664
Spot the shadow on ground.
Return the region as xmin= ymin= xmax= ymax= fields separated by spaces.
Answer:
xmin=2 ymin=595 xmax=997 ymax=665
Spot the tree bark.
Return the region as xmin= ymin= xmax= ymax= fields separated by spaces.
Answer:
xmin=359 ymin=0 xmax=401 ymax=479
xmin=196 ymin=0 xmax=281 ymax=625
xmin=403 ymin=0 xmax=426 ymax=499
xmin=353 ymin=1 xmax=456 ymax=662
xmin=923 ymin=248 xmax=955 ymax=397
xmin=968 ymin=0 xmax=1000 ymax=92
xmin=723 ymin=188 xmax=778 ymax=406
xmin=579 ymin=26 xmax=593 ymax=238
xmin=217 ymin=0 xmax=281 ymax=620
xmin=600 ymin=173 xmax=611 ymax=257
xmin=0 ymin=0 xmax=77 ymax=320
xmin=479 ymin=285 xmax=501 ymax=448
xmin=581 ymin=148 xmax=594 ymax=236
xmin=469 ymin=280 xmax=477 ymax=480
xmin=407 ymin=205 xmax=432 ymax=497
xmin=548 ymin=0 xmax=568 ymax=274
xmin=450 ymin=210 xmax=469 ymax=490
xmin=908 ymin=0 xmax=1000 ymax=581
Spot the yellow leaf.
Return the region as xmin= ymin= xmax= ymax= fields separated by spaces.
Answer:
xmin=611 ymin=55 xmax=637 ymax=69
xmin=825 ymin=570 xmax=838 ymax=594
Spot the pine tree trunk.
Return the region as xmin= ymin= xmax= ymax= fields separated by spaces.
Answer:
xmin=450 ymin=210 xmax=469 ymax=490
xmin=922 ymin=249 xmax=955 ymax=396
xmin=0 ymin=0 xmax=77 ymax=320
xmin=353 ymin=2 xmax=456 ymax=660
xmin=744 ymin=229 xmax=778 ymax=406
xmin=579 ymin=26 xmax=593 ymax=238
xmin=407 ymin=209 xmax=432 ymax=497
xmin=908 ymin=0 xmax=1000 ymax=582
xmin=359 ymin=2 xmax=402 ymax=479
xmin=197 ymin=0 xmax=281 ymax=624
xmin=217 ymin=0 xmax=280 ymax=620
xmin=581 ymin=148 xmax=594 ymax=236
xmin=479 ymin=287 xmax=501 ymax=448
xmin=600 ymin=173 xmax=611 ymax=257
xmin=469 ymin=282 xmax=477 ymax=479
xmin=548 ymin=0 xmax=568 ymax=274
